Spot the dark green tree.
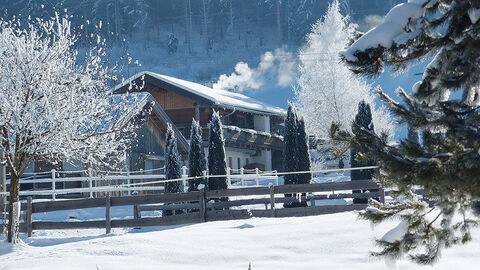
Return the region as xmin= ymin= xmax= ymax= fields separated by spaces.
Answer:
xmin=164 ymin=123 xmax=182 ymax=216
xmin=295 ymin=117 xmax=312 ymax=207
xmin=283 ymin=102 xmax=298 ymax=187
xmin=407 ymin=126 xmax=420 ymax=144
xmin=334 ymin=0 xmax=480 ymax=264
xmin=350 ymin=101 xmax=376 ymax=204
xmin=188 ymin=119 xmax=206 ymax=192
xmin=207 ymin=111 xmax=228 ymax=198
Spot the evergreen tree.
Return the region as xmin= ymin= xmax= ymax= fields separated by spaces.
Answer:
xmin=188 ymin=119 xmax=206 ymax=192
xmin=207 ymin=111 xmax=228 ymax=197
xmin=283 ymin=103 xmax=298 ymax=186
xmin=296 ymin=117 xmax=312 ymax=185
xmin=164 ymin=123 xmax=182 ymax=216
xmin=295 ymin=117 xmax=311 ymax=207
xmin=283 ymin=103 xmax=300 ymax=207
xmin=407 ymin=126 xmax=420 ymax=144
xmin=334 ymin=0 xmax=480 ymax=264
xmin=350 ymin=101 xmax=376 ymax=204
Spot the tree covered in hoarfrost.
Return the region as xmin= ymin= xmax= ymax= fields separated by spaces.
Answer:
xmin=333 ymin=0 xmax=480 ymax=265
xmin=294 ymin=0 xmax=393 ymax=140
xmin=0 ymin=14 xmax=140 ymax=243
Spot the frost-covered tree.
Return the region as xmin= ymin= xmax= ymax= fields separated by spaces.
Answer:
xmin=188 ymin=119 xmax=206 ymax=192
xmin=207 ymin=111 xmax=228 ymax=195
xmin=164 ymin=124 xmax=182 ymax=216
xmin=0 ymin=15 xmax=139 ymax=243
xmin=335 ymin=0 xmax=480 ymax=265
xmin=294 ymin=0 xmax=393 ymax=139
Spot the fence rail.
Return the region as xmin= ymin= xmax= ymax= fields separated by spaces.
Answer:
xmin=0 ymin=167 xmax=280 ymax=199
xmin=6 ymin=179 xmax=381 ymax=236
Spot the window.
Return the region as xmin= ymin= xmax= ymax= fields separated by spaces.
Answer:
xmin=237 ymin=157 xmax=241 ymax=169
xmin=246 ymin=158 xmax=249 ymax=165
xmin=228 ymin=157 xmax=233 ymax=169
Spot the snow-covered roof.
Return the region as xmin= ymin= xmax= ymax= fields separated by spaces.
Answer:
xmin=114 ymin=71 xmax=286 ymax=117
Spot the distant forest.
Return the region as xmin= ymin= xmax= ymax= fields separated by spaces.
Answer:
xmin=1 ymin=0 xmax=403 ymax=48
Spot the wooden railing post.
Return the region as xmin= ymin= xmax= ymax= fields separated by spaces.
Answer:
xmin=240 ymin=168 xmax=245 ymax=186
xmin=133 ymin=205 xmax=141 ymax=219
xmin=198 ymin=185 xmax=206 ymax=222
xmin=255 ymin=168 xmax=259 ymax=186
xmin=181 ymin=166 xmax=188 ymax=192
xmin=88 ymin=168 xmax=93 ymax=198
xmin=26 ymin=196 xmax=33 ymax=237
xmin=51 ymin=169 xmax=56 ymax=201
xmin=380 ymin=187 xmax=385 ymax=204
xmin=226 ymin=167 xmax=231 ymax=187
xmin=105 ymin=193 xmax=111 ymax=234
xmin=269 ymin=184 xmax=275 ymax=217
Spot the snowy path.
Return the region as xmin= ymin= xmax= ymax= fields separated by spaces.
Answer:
xmin=1 ymin=212 xmax=479 ymax=269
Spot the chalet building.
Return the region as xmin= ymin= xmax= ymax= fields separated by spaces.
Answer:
xmin=114 ymin=71 xmax=286 ymax=172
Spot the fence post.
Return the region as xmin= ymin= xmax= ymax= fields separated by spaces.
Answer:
xmin=380 ymin=187 xmax=385 ymax=204
xmin=88 ymin=168 xmax=93 ymax=198
xmin=309 ymin=193 xmax=316 ymax=207
xmin=269 ymin=184 xmax=275 ymax=217
xmin=198 ymin=185 xmax=206 ymax=222
xmin=181 ymin=166 xmax=188 ymax=192
xmin=105 ymin=193 xmax=111 ymax=234
xmin=240 ymin=168 xmax=245 ymax=186
xmin=227 ymin=167 xmax=231 ymax=187
xmin=127 ymin=171 xmax=131 ymax=196
xmin=133 ymin=205 xmax=141 ymax=219
xmin=255 ymin=168 xmax=259 ymax=186
xmin=51 ymin=169 xmax=56 ymax=200
xmin=26 ymin=196 xmax=33 ymax=237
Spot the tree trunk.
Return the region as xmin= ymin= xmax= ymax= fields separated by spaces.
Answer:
xmin=7 ymin=174 xmax=20 ymax=243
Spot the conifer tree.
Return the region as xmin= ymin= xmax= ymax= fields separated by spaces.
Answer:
xmin=207 ymin=111 xmax=228 ymax=197
xmin=188 ymin=119 xmax=206 ymax=192
xmin=296 ymin=117 xmax=312 ymax=207
xmin=334 ymin=0 xmax=480 ymax=264
xmin=350 ymin=101 xmax=376 ymax=204
xmin=297 ymin=117 xmax=312 ymax=185
xmin=283 ymin=103 xmax=298 ymax=187
xmin=164 ymin=123 xmax=182 ymax=216
xmin=407 ymin=126 xmax=420 ymax=144
xmin=283 ymin=103 xmax=301 ymax=208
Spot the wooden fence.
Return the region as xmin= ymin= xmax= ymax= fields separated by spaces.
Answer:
xmin=5 ymin=180 xmax=381 ymax=236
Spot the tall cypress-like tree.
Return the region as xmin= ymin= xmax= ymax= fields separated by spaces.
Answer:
xmin=283 ymin=103 xmax=301 ymax=208
xmin=296 ymin=117 xmax=312 ymax=207
xmin=164 ymin=123 xmax=182 ymax=216
xmin=283 ymin=103 xmax=298 ymax=186
xmin=350 ymin=101 xmax=376 ymax=204
xmin=351 ymin=100 xmax=375 ymax=181
xmin=334 ymin=0 xmax=480 ymax=264
xmin=297 ymin=117 xmax=312 ymax=185
xmin=207 ymin=111 xmax=228 ymax=197
xmin=188 ymin=119 xmax=206 ymax=192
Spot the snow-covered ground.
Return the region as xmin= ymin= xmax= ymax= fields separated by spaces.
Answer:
xmin=1 ymin=212 xmax=480 ymax=269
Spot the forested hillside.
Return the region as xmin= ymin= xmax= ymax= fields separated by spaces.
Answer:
xmin=0 ymin=0 xmax=406 ymax=94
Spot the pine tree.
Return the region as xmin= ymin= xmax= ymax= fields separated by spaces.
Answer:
xmin=334 ymin=0 xmax=480 ymax=264
xmin=188 ymin=119 xmax=206 ymax=192
xmin=207 ymin=111 xmax=228 ymax=197
xmin=350 ymin=101 xmax=376 ymax=204
xmin=407 ymin=126 xmax=419 ymax=144
xmin=164 ymin=123 xmax=182 ymax=216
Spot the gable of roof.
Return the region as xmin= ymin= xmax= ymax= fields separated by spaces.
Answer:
xmin=114 ymin=71 xmax=287 ymax=117
xmin=110 ymin=92 xmax=189 ymax=154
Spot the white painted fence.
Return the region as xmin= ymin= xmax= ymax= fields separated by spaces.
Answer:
xmin=1 ymin=166 xmax=280 ymax=200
